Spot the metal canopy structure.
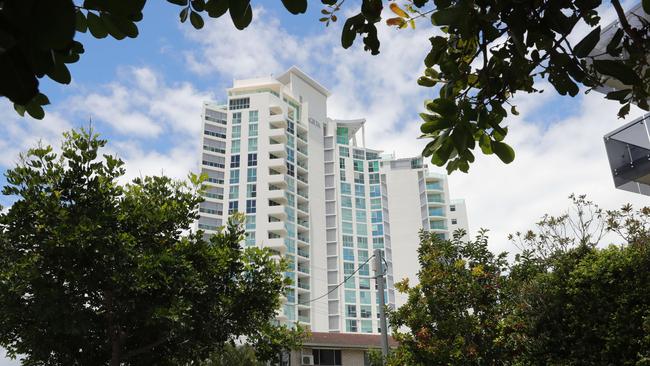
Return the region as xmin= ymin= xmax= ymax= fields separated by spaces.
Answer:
xmin=604 ymin=114 xmax=650 ymax=195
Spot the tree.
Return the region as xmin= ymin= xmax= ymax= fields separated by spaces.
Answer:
xmin=389 ymin=197 xmax=650 ymax=365
xmin=388 ymin=229 xmax=511 ymax=365
xmin=0 ymin=128 xmax=297 ymax=366
xmin=3 ymin=1 xmax=650 ymax=171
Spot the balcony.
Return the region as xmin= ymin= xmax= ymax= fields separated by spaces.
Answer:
xmin=297 ymin=174 xmax=308 ymax=185
xmin=297 ymin=247 xmax=310 ymax=258
xmin=268 ymin=157 xmax=287 ymax=173
xmin=268 ymin=221 xmax=288 ymax=237
xmin=264 ymin=237 xmax=286 ymax=255
xmin=297 ymin=188 xmax=309 ymax=200
xmin=297 ymin=203 xmax=309 ymax=214
xmin=604 ymin=114 xmax=650 ymax=195
xmin=297 ymin=233 xmax=309 ymax=244
xmin=297 ymin=280 xmax=310 ymax=291
xmin=267 ymin=141 xmax=287 ymax=157
xmin=269 ymin=127 xmax=288 ymax=143
xmin=297 ymin=218 xmax=309 ymax=228
xmin=298 ymin=315 xmax=310 ymax=323
xmin=267 ymin=204 xmax=287 ymax=220
xmin=268 ymin=113 xmax=286 ymax=127
xmin=268 ymin=172 xmax=288 ymax=187
xmin=296 ymin=159 xmax=308 ymax=171
xmin=268 ymin=188 xmax=287 ymax=204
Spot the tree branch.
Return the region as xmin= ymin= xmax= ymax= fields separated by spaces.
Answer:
xmin=611 ymin=0 xmax=642 ymax=43
xmin=122 ymin=336 xmax=169 ymax=360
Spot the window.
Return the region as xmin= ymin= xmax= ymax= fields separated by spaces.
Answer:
xmin=341 ymin=208 xmax=353 ymax=222
xmin=229 ymin=186 xmax=239 ymax=199
xmin=358 ymin=291 xmax=369 ymax=305
xmin=231 ymin=140 xmax=240 ymax=153
xmin=360 ymin=305 xmax=372 ymax=318
xmin=287 ymin=148 xmax=295 ymax=163
xmin=246 ymin=199 xmax=256 ymax=213
xmin=371 ymin=211 xmax=382 ymax=223
xmin=369 ymin=185 xmax=381 ymax=197
xmin=229 ymin=169 xmax=239 ymax=184
xmin=339 ymin=146 xmax=349 ymax=157
xmin=287 ymin=121 xmax=295 ymax=134
xmin=357 ymin=237 xmax=368 ymax=248
xmin=228 ymin=201 xmax=238 ymax=214
xmin=359 ymin=277 xmax=370 ymax=290
xmin=340 ymin=170 xmax=346 ymax=182
xmin=355 ymin=197 xmax=366 ymax=208
xmin=343 ymin=248 xmax=355 ymax=261
xmin=372 ymin=223 xmax=383 ymax=236
xmin=342 ymin=235 xmax=354 ymax=247
xmin=373 ymin=237 xmax=384 ymax=249
xmin=346 ymin=319 xmax=358 ymax=333
xmin=353 ymin=160 xmax=364 ymax=172
xmin=248 ymin=137 xmax=257 ymax=152
xmin=345 ymin=290 xmax=356 ymax=303
xmin=341 ymin=196 xmax=352 ymax=208
xmin=354 ymin=172 xmax=364 ymax=184
xmin=232 ymin=111 xmax=242 ymax=124
xmin=248 ymin=123 xmax=258 ymax=137
xmin=287 ymin=163 xmax=294 ymax=177
xmin=231 ymin=125 xmax=241 ymax=138
xmin=356 ymin=210 xmax=367 ymax=222
xmin=361 ymin=320 xmax=373 ymax=333
xmin=340 ymin=182 xmax=351 ymax=195
xmin=450 ymin=205 xmax=456 ymax=211
xmin=248 ymin=153 xmax=257 ymax=166
xmin=359 ymin=264 xmax=369 ymax=276
xmin=357 ymin=223 xmax=367 ymax=236
xmin=452 ymin=219 xmax=458 ymax=225
xmin=353 ymin=149 xmax=365 ymax=160
xmin=355 ymin=184 xmax=365 ymax=196
xmin=247 ymin=184 xmax=256 ymax=198
xmin=229 ymin=98 xmax=249 ymax=110
xmin=369 ymin=198 xmax=381 ymax=210
xmin=339 ymin=158 xmax=346 ymax=169
xmin=342 ymin=221 xmax=353 ymax=234
xmin=347 ymin=305 xmax=357 ymax=317
xmin=245 ymin=231 xmax=255 ymax=246
xmin=248 ymin=110 xmax=258 ymax=122
xmin=345 ymin=277 xmax=356 ymax=289
xmin=368 ymin=160 xmax=379 ymax=172
xmin=313 ymin=349 xmax=342 ymax=366
xmin=369 ymin=173 xmax=380 ymax=184
xmin=247 ymin=167 xmax=257 ymax=181
xmin=336 ymin=127 xmax=348 ymax=144
xmin=245 ymin=215 xmax=256 ymax=230
xmin=230 ymin=155 xmax=240 ymax=168
xmin=358 ymin=250 xmax=369 ymax=263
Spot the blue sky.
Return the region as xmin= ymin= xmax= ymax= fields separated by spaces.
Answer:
xmin=0 ymin=2 xmax=649 ymax=363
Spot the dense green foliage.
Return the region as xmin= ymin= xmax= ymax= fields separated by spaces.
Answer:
xmin=0 ymin=129 xmax=297 ymax=366
xmin=389 ymin=198 xmax=650 ymax=365
xmin=3 ymin=1 xmax=650 ymax=174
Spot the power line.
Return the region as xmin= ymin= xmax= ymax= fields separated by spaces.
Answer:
xmin=298 ymin=254 xmax=375 ymax=305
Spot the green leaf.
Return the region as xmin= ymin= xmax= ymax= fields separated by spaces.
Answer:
xmin=510 ymin=106 xmax=519 ymax=116
xmin=167 ymin=0 xmax=189 ymax=5
xmin=205 ymin=0 xmax=229 ymax=17
xmin=25 ymin=103 xmax=45 ymax=120
xmin=491 ymin=141 xmax=515 ymax=163
xmin=180 ymin=7 xmax=189 ymax=22
xmin=605 ymin=89 xmax=631 ymax=102
xmin=46 ymin=61 xmax=72 ymax=84
xmin=593 ymin=59 xmax=641 ymax=85
xmin=431 ymin=7 xmax=461 ymax=26
xmin=341 ymin=15 xmax=362 ymax=49
xmin=643 ymin=0 xmax=650 ymax=14
xmin=33 ymin=0 xmax=76 ymax=49
xmin=190 ymin=11 xmax=205 ymax=29
xmin=417 ymin=77 xmax=437 ymax=87
xmin=618 ymin=103 xmax=631 ymax=118
xmin=281 ymin=0 xmax=308 ymax=14
xmin=87 ymin=12 xmax=108 ymax=38
xmin=573 ymin=26 xmax=600 ymax=58
xmin=75 ymin=10 xmax=88 ymax=33
xmin=229 ymin=0 xmax=253 ymax=30
xmin=14 ymin=104 xmax=26 ymax=117
xmin=427 ymin=98 xmax=457 ymax=117
xmin=606 ymin=28 xmax=624 ymax=56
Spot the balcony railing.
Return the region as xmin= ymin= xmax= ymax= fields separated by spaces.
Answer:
xmin=204 ymin=130 xmax=226 ymax=139
xmin=297 ymin=248 xmax=309 ymax=258
xmin=297 ymin=281 xmax=310 ymax=290
xmin=203 ymin=145 xmax=226 ymax=154
xmin=604 ymin=114 xmax=650 ymax=195
xmin=206 ymin=177 xmax=224 ymax=185
xmin=199 ymin=208 xmax=222 ymax=215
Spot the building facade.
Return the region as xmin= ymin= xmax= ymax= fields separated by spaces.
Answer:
xmin=196 ymin=67 xmax=468 ymax=332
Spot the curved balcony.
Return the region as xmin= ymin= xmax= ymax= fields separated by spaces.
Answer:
xmin=267 ymin=204 xmax=287 ymax=220
xmin=268 ymin=172 xmax=288 ymax=188
xmin=264 ymin=237 xmax=286 ymax=255
xmin=269 ymin=128 xmax=287 ymax=143
xmin=268 ymin=221 xmax=288 ymax=237
xmin=268 ymin=188 xmax=288 ymax=204
xmin=267 ymin=141 xmax=287 ymax=157
xmin=268 ymin=157 xmax=287 ymax=173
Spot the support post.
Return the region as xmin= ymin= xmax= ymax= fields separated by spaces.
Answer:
xmin=373 ymin=249 xmax=389 ymax=361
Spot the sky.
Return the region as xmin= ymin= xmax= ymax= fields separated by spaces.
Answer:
xmin=0 ymin=1 xmax=648 ymax=364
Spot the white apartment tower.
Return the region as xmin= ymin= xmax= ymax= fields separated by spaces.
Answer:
xmin=197 ymin=67 xmax=468 ymax=333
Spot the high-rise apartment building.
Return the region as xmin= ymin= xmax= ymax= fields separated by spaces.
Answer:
xmin=196 ymin=67 xmax=468 ymax=333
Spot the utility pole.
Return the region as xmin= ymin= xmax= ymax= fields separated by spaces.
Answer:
xmin=373 ymin=248 xmax=389 ymax=360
